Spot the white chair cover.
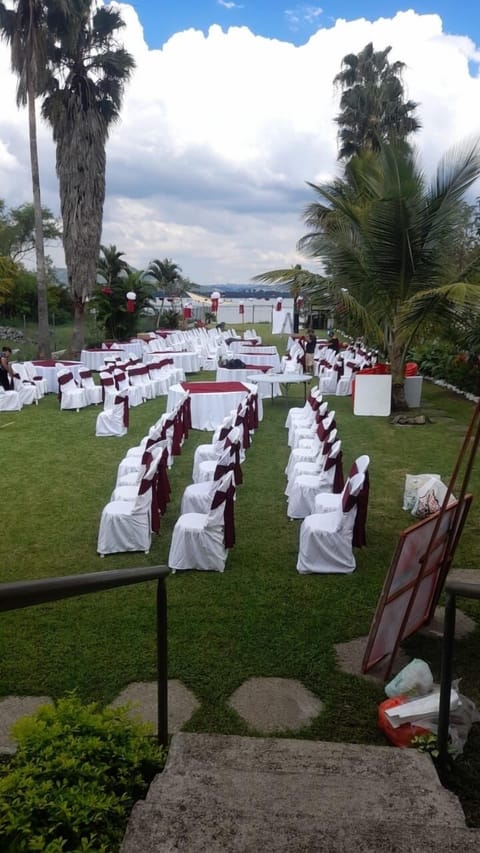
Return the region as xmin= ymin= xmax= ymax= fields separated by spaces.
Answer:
xmin=79 ymin=369 xmax=103 ymax=405
xmin=286 ymin=441 xmax=343 ymax=519
xmin=23 ymin=361 xmax=47 ymax=396
xmin=57 ymin=369 xmax=88 ymax=411
xmin=113 ymin=369 xmax=144 ymax=407
xmin=0 ymin=388 xmax=22 ymax=411
xmin=285 ymin=426 xmax=338 ymax=480
xmin=95 ymin=395 xmax=129 ymax=437
xmin=296 ymin=473 xmax=365 ymax=574
xmin=284 ymin=386 xmax=322 ymax=430
xmin=12 ymin=376 xmax=37 ymax=406
xmin=313 ymin=455 xmax=370 ymax=514
xmin=168 ymin=471 xmax=235 ymax=573
xmin=97 ymin=456 xmax=160 ymax=555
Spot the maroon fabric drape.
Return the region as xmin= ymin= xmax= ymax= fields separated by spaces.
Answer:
xmin=210 ymin=482 xmax=236 ymax=548
xmin=100 ymin=374 xmax=115 ymax=403
xmin=171 ymin=411 xmax=183 ymax=456
xmin=235 ymin=410 xmax=250 ymax=450
xmin=224 ymin=438 xmax=243 ymax=484
xmin=324 ymin=451 xmax=344 ymax=493
xmin=182 ymin=395 xmax=192 ymax=437
xmin=57 ymin=371 xmax=73 ymax=402
xmin=352 ymin=470 xmax=369 ymax=548
xmin=114 ymin=395 xmax=129 ymax=427
xmin=157 ymin=448 xmax=171 ymax=515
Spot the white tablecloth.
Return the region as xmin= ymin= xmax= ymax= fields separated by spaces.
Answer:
xmin=81 ymin=349 xmax=127 ymax=370
xmin=145 ymin=350 xmax=201 ymax=373
xmin=32 ymin=360 xmax=86 ymax=393
xmin=230 ymin=342 xmax=277 ymax=355
xmin=247 ymin=373 xmax=312 ymax=401
xmin=230 ymin=350 xmax=281 ymax=370
xmin=167 ymin=381 xmax=262 ymax=430
xmin=216 ymin=366 xmax=281 ymax=397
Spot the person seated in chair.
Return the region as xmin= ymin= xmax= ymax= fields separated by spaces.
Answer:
xmin=0 ymin=346 xmax=14 ymax=390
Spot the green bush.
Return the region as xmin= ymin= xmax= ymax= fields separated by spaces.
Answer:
xmin=409 ymin=341 xmax=480 ymax=395
xmin=0 ymin=694 xmax=166 ymax=852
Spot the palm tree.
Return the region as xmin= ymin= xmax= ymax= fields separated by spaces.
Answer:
xmin=97 ymin=244 xmax=130 ymax=290
xmin=252 ymin=264 xmax=326 ymax=332
xmin=145 ymin=258 xmax=183 ymax=296
xmin=334 ymin=42 xmax=420 ymax=160
xmin=41 ymin=1 xmax=135 ymax=354
xmin=298 ymin=140 xmax=480 ymax=409
xmin=0 ymin=0 xmax=66 ymax=357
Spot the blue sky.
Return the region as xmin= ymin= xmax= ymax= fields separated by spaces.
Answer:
xmin=1 ymin=3 xmax=480 ymax=283
xmin=131 ymin=1 xmax=480 ymax=49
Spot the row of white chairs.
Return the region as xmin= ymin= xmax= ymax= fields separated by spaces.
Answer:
xmin=97 ymin=393 xmax=191 ymax=555
xmin=168 ymin=390 xmax=260 ymax=573
xmin=284 ymin=388 xmax=370 ymax=573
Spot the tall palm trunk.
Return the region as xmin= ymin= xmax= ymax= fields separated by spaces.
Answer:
xmin=389 ymin=333 xmax=408 ymax=411
xmin=27 ymin=72 xmax=50 ymax=357
xmin=56 ymin=114 xmax=106 ymax=356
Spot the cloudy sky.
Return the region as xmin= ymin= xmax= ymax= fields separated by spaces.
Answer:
xmin=1 ymin=1 xmax=480 ymax=285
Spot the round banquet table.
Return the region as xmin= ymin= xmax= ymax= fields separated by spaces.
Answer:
xmin=216 ymin=366 xmax=281 ymax=397
xmin=31 ymin=360 xmax=86 ymax=393
xmin=145 ymin=350 xmax=200 ymax=373
xmin=167 ymin=381 xmax=262 ymax=430
xmin=247 ymin=372 xmax=313 ymax=402
xmin=80 ymin=348 xmax=126 ymax=370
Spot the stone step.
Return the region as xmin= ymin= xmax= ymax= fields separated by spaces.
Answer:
xmin=121 ymin=733 xmax=480 ymax=852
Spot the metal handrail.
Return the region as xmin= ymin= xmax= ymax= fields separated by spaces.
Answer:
xmin=0 ymin=565 xmax=170 ymax=747
xmin=437 ymin=578 xmax=480 ymax=773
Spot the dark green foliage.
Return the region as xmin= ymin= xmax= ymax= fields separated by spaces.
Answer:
xmin=0 ymin=694 xmax=165 ymax=852
xmin=156 ymin=307 xmax=179 ymax=329
xmin=92 ymin=272 xmax=155 ymax=340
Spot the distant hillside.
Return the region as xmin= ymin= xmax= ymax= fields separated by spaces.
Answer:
xmin=53 ymin=270 xmax=289 ymax=298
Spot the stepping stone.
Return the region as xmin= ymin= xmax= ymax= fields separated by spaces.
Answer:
xmin=110 ymin=680 xmax=200 ymax=734
xmin=418 ymin=606 xmax=477 ymax=640
xmin=335 ymin=636 xmax=410 ymax=683
xmin=0 ymin=695 xmax=53 ymax=754
xmin=228 ymin=677 xmax=323 ymax=733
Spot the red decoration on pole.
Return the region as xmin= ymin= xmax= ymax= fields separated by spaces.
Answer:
xmin=126 ymin=291 xmax=137 ymax=313
xmin=211 ymin=291 xmax=220 ymax=313
xmin=239 ymin=302 xmax=244 ymax=316
xmin=183 ymin=303 xmax=192 ymax=320
xmin=101 ymin=286 xmax=113 ymax=296
xmin=275 ymin=297 xmax=283 ymax=312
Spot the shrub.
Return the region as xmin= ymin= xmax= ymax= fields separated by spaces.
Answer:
xmin=156 ymin=308 xmax=179 ymax=329
xmin=0 ymin=694 xmax=166 ymax=852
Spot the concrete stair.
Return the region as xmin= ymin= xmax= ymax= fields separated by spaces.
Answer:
xmin=121 ymin=733 xmax=480 ymax=852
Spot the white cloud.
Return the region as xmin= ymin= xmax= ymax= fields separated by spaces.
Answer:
xmin=218 ymin=0 xmax=243 ymax=9
xmin=0 ymin=7 xmax=479 ymax=284
xmin=285 ymin=5 xmax=324 ymax=31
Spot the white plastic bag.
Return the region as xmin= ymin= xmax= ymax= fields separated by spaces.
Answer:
xmin=411 ymin=476 xmax=453 ymax=519
xmin=403 ymin=473 xmax=440 ymax=511
xmin=385 ymin=659 xmax=434 ymax=699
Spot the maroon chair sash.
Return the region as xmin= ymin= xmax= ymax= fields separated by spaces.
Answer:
xmin=324 ymin=451 xmax=344 ymax=493
xmin=210 ymin=482 xmax=236 ymax=549
xmin=113 ymin=394 xmax=129 ymax=427
xmin=157 ymin=448 xmax=171 ymax=516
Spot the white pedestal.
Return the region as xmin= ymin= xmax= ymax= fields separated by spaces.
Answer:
xmin=404 ymin=376 xmax=423 ymax=408
xmin=354 ymin=374 xmax=392 ymax=416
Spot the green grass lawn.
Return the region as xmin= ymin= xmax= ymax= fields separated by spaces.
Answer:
xmin=1 ymin=323 xmax=479 ymax=822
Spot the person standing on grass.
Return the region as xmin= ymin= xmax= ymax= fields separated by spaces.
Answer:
xmin=305 ymin=330 xmax=317 ymax=374
xmin=0 ymin=346 xmax=14 ymax=390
